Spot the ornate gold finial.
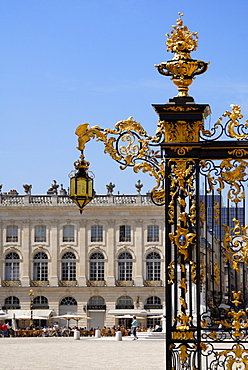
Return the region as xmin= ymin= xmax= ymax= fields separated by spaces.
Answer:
xmin=166 ymin=12 xmax=198 ymax=54
xmin=155 ymin=13 xmax=209 ymax=100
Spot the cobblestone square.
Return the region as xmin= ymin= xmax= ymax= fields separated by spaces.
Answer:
xmin=2 ymin=337 xmax=165 ymax=370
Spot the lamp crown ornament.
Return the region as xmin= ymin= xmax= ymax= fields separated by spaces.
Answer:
xmin=155 ymin=12 xmax=209 ymax=101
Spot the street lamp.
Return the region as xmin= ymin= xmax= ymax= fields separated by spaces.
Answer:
xmin=69 ymin=123 xmax=95 ymax=214
xmin=29 ymin=289 xmax=34 ymax=328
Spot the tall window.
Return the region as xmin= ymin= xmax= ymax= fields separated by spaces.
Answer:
xmin=63 ymin=225 xmax=74 ymax=242
xmin=119 ymin=225 xmax=131 ymax=242
xmin=118 ymin=252 xmax=133 ymax=280
xmin=146 ymin=252 xmax=161 ymax=280
xmin=33 ymin=252 xmax=48 ymax=281
xmin=5 ymin=252 xmax=20 ymax=281
xmin=90 ymin=252 xmax=104 ymax=281
xmin=147 ymin=225 xmax=159 ymax=242
xmin=6 ymin=226 xmax=18 ymax=242
xmin=35 ymin=226 xmax=46 ymax=242
xmin=33 ymin=296 xmax=49 ymax=308
xmin=91 ymin=225 xmax=103 ymax=242
xmin=61 ymin=252 xmax=76 ymax=281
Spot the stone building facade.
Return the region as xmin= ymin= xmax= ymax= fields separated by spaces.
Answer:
xmin=0 ymin=190 xmax=165 ymax=328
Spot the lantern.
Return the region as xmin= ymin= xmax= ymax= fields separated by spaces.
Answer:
xmin=69 ymin=154 xmax=94 ymax=213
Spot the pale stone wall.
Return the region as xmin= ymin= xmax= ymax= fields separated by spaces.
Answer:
xmin=0 ymin=193 xmax=165 ymax=327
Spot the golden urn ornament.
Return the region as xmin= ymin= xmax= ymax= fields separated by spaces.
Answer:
xmin=155 ymin=13 xmax=209 ymax=100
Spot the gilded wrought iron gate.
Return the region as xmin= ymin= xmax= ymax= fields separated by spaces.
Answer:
xmin=71 ymin=13 xmax=248 ymax=370
xmin=160 ymin=106 xmax=248 ymax=369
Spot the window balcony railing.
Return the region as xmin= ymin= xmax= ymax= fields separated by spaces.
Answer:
xmin=144 ymin=280 xmax=162 ymax=287
xmin=116 ymin=280 xmax=134 ymax=287
xmin=30 ymin=280 xmax=49 ymax=287
xmin=59 ymin=280 xmax=78 ymax=287
xmin=87 ymin=280 xmax=106 ymax=287
xmin=2 ymin=280 xmax=21 ymax=287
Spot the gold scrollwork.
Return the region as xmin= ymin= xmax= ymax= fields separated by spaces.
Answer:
xmin=179 ymin=297 xmax=188 ymax=310
xmin=216 ymin=344 xmax=248 ymax=369
xmin=190 ymin=261 xmax=197 ymax=284
xmin=199 ymin=199 xmax=205 ymax=223
xmin=75 ymin=118 xmax=165 ymax=204
xmin=228 ymin=149 xmax=248 ymax=157
xmin=224 ymin=104 xmax=248 ymax=140
xmin=213 ymin=262 xmax=220 ymax=285
xmin=202 ymin=158 xmax=248 ymax=204
xmin=179 ymin=277 xmax=187 ymax=294
xmin=163 ymin=106 xmax=199 ymax=112
xmin=168 ymin=261 xmax=175 ymax=284
xmin=213 ymin=200 xmax=220 ymax=224
xmin=223 ymin=219 xmax=248 ymax=272
xmin=170 ymin=146 xmax=193 ymax=155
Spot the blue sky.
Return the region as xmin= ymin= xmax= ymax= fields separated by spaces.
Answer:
xmin=1 ymin=0 xmax=248 ymax=195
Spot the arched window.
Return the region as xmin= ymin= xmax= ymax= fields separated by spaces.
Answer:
xmin=146 ymin=252 xmax=161 ymax=281
xmin=5 ymin=252 xmax=20 ymax=281
xmin=33 ymin=252 xmax=48 ymax=281
xmin=118 ymin=252 xmax=133 ymax=281
xmin=33 ymin=296 xmax=49 ymax=308
xmin=60 ymin=297 xmax=77 ymax=306
xmin=61 ymin=252 xmax=76 ymax=281
xmin=3 ymin=296 xmax=20 ymax=309
xmin=59 ymin=297 xmax=77 ymax=322
xmin=146 ymin=296 xmax=161 ymax=306
xmin=116 ymin=296 xmax=134 ymax=309
xmin=90 ymin=252 xmax=104 ymax=281
xmin=88 ymin=296 xmax=105 ymax=310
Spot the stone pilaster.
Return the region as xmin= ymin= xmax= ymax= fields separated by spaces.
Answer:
xmin=78 ymin=219 xmax=87 ymax=285
xmin=106 ymin=219 xmax=115 ymax=286
xmin=134 ymin=219 xmax=144 ymax=286
xmin=21 ymin=219 xmax=31 ymax=286
xmin=49 ymin=219 xmax=59 ymax=286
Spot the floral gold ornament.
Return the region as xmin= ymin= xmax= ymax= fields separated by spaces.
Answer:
xmin=162 ymin=120 xmax=202 ymax=142
xmin=155 ymin=13 xmax=209 ymax=99
xmin=173 ymin=311 xmax=192 ymax=331
xmin=168 ymin=261 xmax=175 ymax=284
xmin=213 ymin=262 xmax=220 ymax=285
xmin=231 ymin=291 xmax=242 ymax=307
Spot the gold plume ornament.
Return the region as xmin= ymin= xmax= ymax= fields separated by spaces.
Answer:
xmin=155 ymin=12 xmax=209 ymax=98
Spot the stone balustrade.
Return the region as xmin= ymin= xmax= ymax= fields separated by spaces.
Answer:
xmin=0 ymin=194 xmax=153 ymax=206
